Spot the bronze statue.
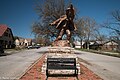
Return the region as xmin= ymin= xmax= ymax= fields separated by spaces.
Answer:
xmin=50 ymin=4 xmax=77 ymax=41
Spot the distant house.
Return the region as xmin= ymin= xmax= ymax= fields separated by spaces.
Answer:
xmin=74 ymin=41 xmax=85 ymax=48
xmin=15 ymin=38 xmax=32 ymax=47
xmin=74 ymin=40 xmax=120 ymax=52
xmin=0 ymin=24 xmax=14 ymax=48
xmin=15 ymin=39 xmax=20 ymax=47
xmin=79 ymin=40 xmax=105 ymax=50
xmin=103 ymin=40 xmax=119 ymax=51
xmin=89 ymin=41 xmax=104 ymax=50
xmin=24 ymin=39 xmax=32 ymax=46
xmin=83 ymin=41 xmax=91 ymax=49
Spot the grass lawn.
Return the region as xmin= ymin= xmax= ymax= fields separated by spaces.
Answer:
xmin=76 ymin=48 xmax=120 ymax=58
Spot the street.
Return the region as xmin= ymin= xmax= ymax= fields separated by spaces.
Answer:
xmin=0 ymin=47 xmax=120 ymax=80
xmin=0 ymin=47 xmax=48 ymax=80
xmin=75 ymin=50 xmax=120 ymax=80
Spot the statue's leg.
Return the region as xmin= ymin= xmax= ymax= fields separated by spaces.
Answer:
xmin=66 ymin=29 xmax=71 ymax=41
xmin=55 ymin=29 xmax=64 ymax=41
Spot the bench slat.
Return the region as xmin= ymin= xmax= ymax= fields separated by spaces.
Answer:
xmin=47 ymin=58 xmax=76 ymax=63
xmin=48 ymin=65 xmax=76 ymax=69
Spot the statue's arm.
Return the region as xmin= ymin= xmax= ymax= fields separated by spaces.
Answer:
xmin=74 ymin=24 xmax=77 ymax=31
xmin=49 ymin=15 xmax=67 ymax=26
xmin=49 ymin=18 xmax=61 ymax=26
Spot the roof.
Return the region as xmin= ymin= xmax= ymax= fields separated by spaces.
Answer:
xmin=19 ymin=39 xmax=24 ymax=42
xmin=0 ymin=24 xmax=8 ymax=36
xmin=74 ymin=41 xmax=85 ymax=45
xmin=26 ymin=39 xmax=32 ymax=42
xmin=104 ymin=41 xmax=119 ymax=46
xmin=96 ymin=41 xmax=105 ymax=44
xmin=18 ymin=38 xmax=32 ymax=43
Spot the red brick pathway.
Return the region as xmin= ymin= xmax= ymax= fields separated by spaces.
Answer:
xmin=20 ymin=54 xmax=103 ymax=80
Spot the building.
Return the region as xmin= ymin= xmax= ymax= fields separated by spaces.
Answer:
xmin=0 ymin=24 xmax=14 ymax=48
xmin=24 ymin=39 xmax=32 ymax=46
xmin=103 ymin=40 xmax=119 ymax=51
xmin=15 ymin=38 xmax=32 ymax=48
xmin=74 ymin=41 xmax=85 ymax=48
xmin=89 ymin=41 xmax=104 ymax=50
xmin=74 ymin=40 xmax=104 ymax=50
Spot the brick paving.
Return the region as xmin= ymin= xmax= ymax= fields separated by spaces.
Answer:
xmin=20 ymin=54 xmax=103 ymax=80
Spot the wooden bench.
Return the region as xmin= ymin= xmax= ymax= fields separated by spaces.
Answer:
xmin=46 ymin=58 xmax=78 ymax=80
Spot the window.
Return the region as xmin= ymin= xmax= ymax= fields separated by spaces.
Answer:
xmin=4 ymin=32 xmax=8 ymax=37
xmin=9 ymin=34 xmax=11 ymax=37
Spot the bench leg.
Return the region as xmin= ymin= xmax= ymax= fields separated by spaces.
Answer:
xmin=76 ymin=76 xmax=79 ymax=80
xmin=46 ymin=77 xmax=48 ymax=80
xmin=75 ymin=68 xmax=79 ymax=80
xmin=46 ymin=69 xmax=48 ymax=80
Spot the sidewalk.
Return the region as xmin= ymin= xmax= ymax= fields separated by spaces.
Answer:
xmin=20 ymin=53 xmax=103 ymax=80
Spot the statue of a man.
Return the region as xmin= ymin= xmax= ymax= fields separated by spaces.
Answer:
xmin=50 ymin=4 xmax=77 ymax=41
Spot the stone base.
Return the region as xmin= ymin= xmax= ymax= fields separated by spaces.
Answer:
xmin=41 ymin=47 xmax=80 ymax=75
xmin=52 ymin=40 xmax=70 ymax=47
xmin=41 ymin=55 xmax=80 ymax=75
xmin=41 ymin=40 xmax=80 ymax=75
xmin=48 ymin=47 xmax=75 ymax=54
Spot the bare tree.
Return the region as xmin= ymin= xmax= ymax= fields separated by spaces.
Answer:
xmin=35 ymin=37 xmax=50 ymax=46
xmin=110 ymin=10 xmax=120 ymax=51
xmin=102 ymin=10 xmax=120 ymax=51
xmin=95 ymin=31 xmax=107 ymax=41
xmin=32 ymin=0 xmax=72 ymax=40
xmin=103 ymin=10 xmax=120 ymax=37
xmin=74 ymin=17 xmax=98 ymax=49
xmin=75 ymin=18 xmax=86 ymax=48
xmin=82 ymin=17 xmax=97 ymax=49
